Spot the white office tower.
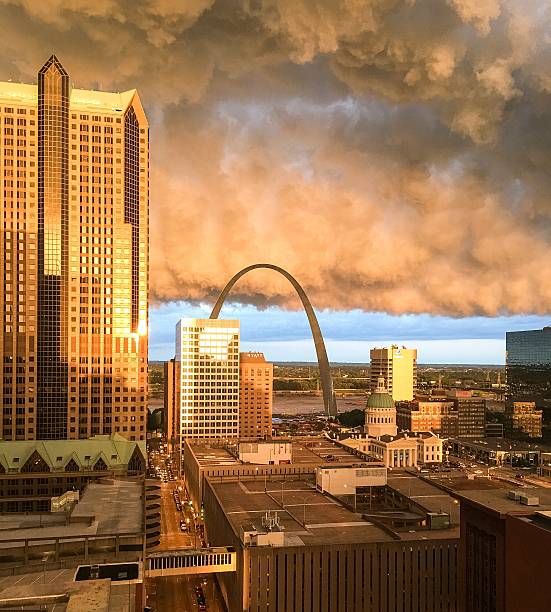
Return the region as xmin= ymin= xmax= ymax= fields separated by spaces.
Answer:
xmin=175 ymin=318 xmax=240 ymax=442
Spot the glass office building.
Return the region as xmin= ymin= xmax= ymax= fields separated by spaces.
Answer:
xmin=506 ymin=327 xmax=551 ymax=411
xmin=0 ymin=56 xmax=149 ymax=441
xmin=176 ymin=318 xmax=240 ymax=445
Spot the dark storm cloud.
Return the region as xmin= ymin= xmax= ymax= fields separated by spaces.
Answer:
xmin=1 ymin=0 xmax=550 ymax=315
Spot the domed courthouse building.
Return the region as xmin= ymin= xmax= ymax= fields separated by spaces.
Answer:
xmin=341 ymin=377 xmax=443 ymax=469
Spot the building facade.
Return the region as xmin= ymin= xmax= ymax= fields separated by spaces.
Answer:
xmin=239 ymin=352 xmax=272 ymax=438
xmin=504 ymin=401 xmax=542 ymax=438
xmin=343 ymin=431 xmax=443 ymax=468
xmin=370 ymin=346 xmax=417 ymax=401
xmin=506 ymin=327 xmax=551 ymax=410
xmin=396 ymin=399 xmax=457 ymax=436
xmin=238 ymin=441 xmax=291 ymax=465
xmin=175 ymin=318 xmax=240 ymax=446
xmin=454 ymin=397 xmax=486 ymax=439
xmin=0 ymin=434 xmax=145 ymax=512
xmin=0 ymin=56 xmax=149 ymax=442
xmin=458 ymin=488 xmax=551 ymax=612
xmin=163 ymin=359 xmax=178 ymax=451
xmin=204 ymin=475 xmax=459 ymax=612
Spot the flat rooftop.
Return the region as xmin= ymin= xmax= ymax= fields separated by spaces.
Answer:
xmin=387 ymin=474 xmax=461 ymax=526
xmin=0 ymin=567 xmax=138 ymax=611
xmin=192 ymin=445 xmax=241 ymax=467
xmin=210 ymin=475 xmax=458 ymax=546
xmin=455 ymin=486 xmax=551 ymax=517
xmin=0 ymin=479 xmax=142 ymax=544
xmin=71 ymin=479 xmax=142 ymax=534
xmin=192 ymin=438 xmax=377 ymax=469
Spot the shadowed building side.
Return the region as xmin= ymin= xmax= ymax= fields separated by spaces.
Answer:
xmin=209 ymin=264 xmax=338 ymax=417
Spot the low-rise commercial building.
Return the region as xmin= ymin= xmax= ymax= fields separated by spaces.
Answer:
xmin=183 ymin=437 xmax=381 ymax=512
xmin=448 ymin=437 xmax=542 ymax=466
xmin=396 ymin=399 xmax=457 ymax=436
xmin=204 ymin=472 xmax=459 ymax=611
xmin=0 ymin=479 xmax=146 ymax=577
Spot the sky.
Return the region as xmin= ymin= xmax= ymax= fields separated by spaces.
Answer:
xmin=1 ymin=1 xmax=549 ymax=363
xmin=149 ymin=303 xmax=549 ymax=364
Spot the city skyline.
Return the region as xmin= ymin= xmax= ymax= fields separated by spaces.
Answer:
xmin=149 ymin=302 xmax=550 ymax=364
xmin=0 ymin=3 xmax=550 ymax=610
xmin=0 ymin=2 xmax=549 ymax=369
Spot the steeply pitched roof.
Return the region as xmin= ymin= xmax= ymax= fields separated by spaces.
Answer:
xmin=0 ymin=435 xmax=145 ymax=472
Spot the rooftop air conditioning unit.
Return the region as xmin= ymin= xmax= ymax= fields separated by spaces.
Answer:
xmin=519 ymin=494 xmax=539 ymax=506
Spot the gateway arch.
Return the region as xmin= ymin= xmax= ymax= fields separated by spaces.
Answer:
xmin=210 ymin=264 xmax=338 ymax=417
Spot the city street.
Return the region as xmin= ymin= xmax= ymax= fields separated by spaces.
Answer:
xmin=146 ymin=574 xmax=225 ymax=612
xmin=146 ymin=448 xmax=227 ymax=611
xmin=433 ymin=453 xmax=551 ymax=489
xmin=157 ymin=483 xmax=192 ymax=550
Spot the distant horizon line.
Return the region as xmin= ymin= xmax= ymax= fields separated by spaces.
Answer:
xmin=148 ymin=359 xmax=505 ymax=368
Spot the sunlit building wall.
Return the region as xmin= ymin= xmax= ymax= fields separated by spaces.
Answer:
xmin=370 ymin=345 xmax=417 ymax=401
xmin=175 ymin=318 xmax=240 ymax=450
xmin=0 ymin=55 xmax=148 ymax=441
xmin=164 ymin=359 xmax=178 ymax=451
xmin=239 ymin=352 xmax=273 ymax=438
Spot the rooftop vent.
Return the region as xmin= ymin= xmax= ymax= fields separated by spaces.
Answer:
xmin=519 ymin=494 xmax=539 ymax=506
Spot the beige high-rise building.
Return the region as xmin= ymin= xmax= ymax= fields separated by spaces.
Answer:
xmin=0 ymin=56 xmax=148 ymax=441
xmin=175 ymin=318 xmax=240 ymax=446
xmin=239 ymin=352 xmax=273 ymax=438
xmin=370 ymin=345 xmax=417 ymax=402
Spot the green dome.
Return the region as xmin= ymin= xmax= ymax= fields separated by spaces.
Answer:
xmin=366 ymin=391 xmax=395 ymax=410
xmin=366 ymin=376 xmax=395 ymax=409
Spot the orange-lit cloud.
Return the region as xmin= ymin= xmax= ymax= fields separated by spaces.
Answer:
xmin=1 ymin=0 xmax=550 ymax=316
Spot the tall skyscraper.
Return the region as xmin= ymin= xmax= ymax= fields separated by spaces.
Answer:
xmin=370 ymin=345 xmax=417 ymax=401
xmin=506 ymin=327 xmax=551 ymax=411
xmin=175 ymin=318 xmax=240 ymax=447
xmin=239 ymin=352 xmax=273 ymax=438
xmin=0 ymin=56 xmax=148 ymax=441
